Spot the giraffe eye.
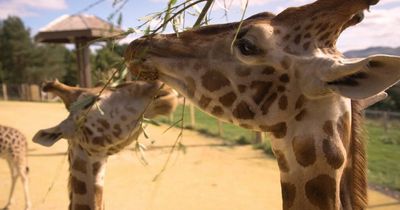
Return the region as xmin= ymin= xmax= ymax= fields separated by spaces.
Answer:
xmin=236 ymin=39 xmax=261 ymax=56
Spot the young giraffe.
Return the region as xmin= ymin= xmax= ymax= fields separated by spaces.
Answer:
xmin=33 ymin=80 xmax=178 ymax=210
xmin=0 ymin=125 xmax=31 ymax=210
xmin=125 ymin=0 xmax=400 ymax=209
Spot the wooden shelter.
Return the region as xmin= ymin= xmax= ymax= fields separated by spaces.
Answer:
xmin=34 ymin=14 xmax=124 ymax=87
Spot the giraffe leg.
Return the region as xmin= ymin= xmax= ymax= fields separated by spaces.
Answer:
xmin=18 ymin=165 xmax=31 ymax=210
xmin=4 ymin=159 xmax=18 ymax=210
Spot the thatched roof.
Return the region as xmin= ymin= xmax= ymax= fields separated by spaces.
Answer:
xmin=34 ymin=14 xmax=124 ymax=43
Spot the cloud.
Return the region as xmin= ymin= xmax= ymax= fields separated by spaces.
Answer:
xmin=338 ymin=6 xmax=400 ymax=51
xmin=0 ymin=0 xmax=67 ymax=19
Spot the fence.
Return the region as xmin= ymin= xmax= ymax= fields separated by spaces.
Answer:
xmin=166 ymin=104 xmax=400 ymax=145
xmin=365 ymin=109 xmax=400 ymax=132
xmin=0 ymin=83 xmax=51 ymax=101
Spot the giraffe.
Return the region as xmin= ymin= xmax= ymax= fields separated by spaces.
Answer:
xmin=32 ymin=80 xmax=178 ymax=210
xmin=0 ymin=125 xmax=31 ymax=210
xmin=125 ymin=0 xmax=400 ymax=209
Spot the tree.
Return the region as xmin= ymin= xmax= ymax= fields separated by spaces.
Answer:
xmin=25 ymin=44 xmax=69 ymax=83
xmin=92 ymin=42 xmax=125 ymax=84
xmin=62 ymin=49 xmax=79 ymax=86
xmin=0 ymin=16 xmax=34 ymax=83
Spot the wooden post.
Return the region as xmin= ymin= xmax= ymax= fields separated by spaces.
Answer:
xmin=76 ymin=40 xmax=92 ymax=87
xmin=383 ymin=111 xmax=388 ymax=133
xmin=217 ymin=120 xmax=223 ymax=137
xmin=253 ymin=132 xmax=263 ymax=144
xmin=1 ymin=83 xmax=8 ymax=101
xmin=189 ymin=103 xmax=196 ymax=128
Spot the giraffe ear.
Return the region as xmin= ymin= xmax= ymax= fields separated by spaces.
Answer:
xmin=357 ymin=91 xmax=388 ymax=110
xmin=325 ymin=55 xmax=400 ymax=100
xmin=33 ymin=119 xmax=74 ymax=147
xmin=33 ymin=126 xmax=65 ymax=147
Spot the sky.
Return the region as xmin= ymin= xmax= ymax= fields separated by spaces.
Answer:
xmin=0 ymin=0 xmax=399 ymax=51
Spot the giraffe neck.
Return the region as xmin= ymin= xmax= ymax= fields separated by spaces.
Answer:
xmin=68 ymin=145 xmax=107 ymax=210
xmin=271 ymin=96 xmax=355 ymax=210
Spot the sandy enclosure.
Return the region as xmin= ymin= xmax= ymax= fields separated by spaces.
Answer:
xmin=0 ymin=101 xmax=398 ymax=210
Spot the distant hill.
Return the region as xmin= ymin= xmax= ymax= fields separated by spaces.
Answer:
xmin=344 ymin=46 xmax=400 ymax=58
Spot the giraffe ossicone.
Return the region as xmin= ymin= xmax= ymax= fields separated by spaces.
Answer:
xmin=125 ymin=0 xmax=400 ymax=209
xmin=33 ymin=80 xmax=178 ymax=210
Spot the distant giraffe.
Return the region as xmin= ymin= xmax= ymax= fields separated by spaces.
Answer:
xmin=125 ymin=0 xmax=400 ymax=209
xmin=33 ymin=80 xmax=178 ymax=210
xmin=0 ymin=125 xmax=31 ymax=210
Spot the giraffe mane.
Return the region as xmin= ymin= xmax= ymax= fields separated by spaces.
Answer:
xmin=350 ymin=100 xmax=367 ymax=209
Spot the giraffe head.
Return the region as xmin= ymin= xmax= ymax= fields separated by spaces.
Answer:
xmin=33 ymin=80 xmax=178 ymax=152
xmin=34 ymin=80 xmax=177 ymax=210
xmin=125 ymin=0 xmax=400 ymax=209
xmin=125 ymin=0 xmax=400 ymax=130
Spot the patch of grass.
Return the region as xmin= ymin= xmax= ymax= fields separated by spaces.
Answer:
xmin=158 ymin=105 xmax=400 ymax=191
xmin=366 ymin=121 xmax=400 ymax=191
xmin=158 ymin=105 xmax=257 ymax=146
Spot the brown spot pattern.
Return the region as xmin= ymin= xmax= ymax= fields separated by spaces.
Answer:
xmin=97 ymin=119 xmax=110 ymax=129
xmin=233 ymin=101 xmax=255 ymax=120
xmin=211 ymin=106 xmax=224 ymax=116
xmin=323 ymin=138 xmax=345 ymax=169
xmin=71 ymin=176 xmax=87 ymax=194
xmin=262 ymin=66 xmax=275 ymax=75
xmin=92 ymin=137 xmax=105 ymax=146
xmin=198 ymin=95 xmax=212 ymax=109
xmin=219 ymin=92 xmax=237 ymax=107
xmin=250 ymin=81 xmax=273 ymax=104
xmin=305 ymin=174 xmax=337 ymax=210
xmin=337 ymin=112 xmax=350 ymax=148
xmin=82 ymin=126 xmax=93 ymax=136
xmin=92 ymin=162 xmax=102 ymax=175
xmin=72 ymin=157 xmax=87 ymax=174
xmin=202 ymin=70 xmax=230 ymax=92
xmin=292 ymin=136 xmax=316 ymax=167
xmin=294 ymin=34 xmax=302 ymax=44
xmin=295 ymin=95 xmax=305 ymax=109
xmin=239 ymin=124 xmax=253 ymax=129
xmin=323 ymin=120 xmax=334 ymax=137
xmin=185 ymin=77 xmax=196 ymax=98
xmin=279 ymin=95 xmax=288 ymax=110
xmin=279 ymin=74 xmax=290 ymax=83
xmin=260 ymin=122 xmax=287 ymax=138
xmin=274 ymin=150 xmax=289 ymax=172
xmin=281 ymin=182 xmax=296 ymax=210
xmin=238 ymin=85 xmax=247 ymax=93
xmin=295 ymin=109 xmax=307 ymax=121
xmin=113 ymin=124 xmax=122 ymax=138
xmin=73 ymin=204 xmax=91 ymax=210
xmin=261 ymin=93 xmax=277 ymax=115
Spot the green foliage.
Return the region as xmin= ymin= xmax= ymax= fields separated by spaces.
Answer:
xmin=370 ymin=89 xmax=400 ymax=112
xmin=366 ymin=121 xmax=400 ymax=191
xmin=157 ymin=105 xmax=256 ymax=146
xmin=0 ymin=15 xmax=130 ymax=86
xmin=0 ymin=16 xmax=33 ymax=83
xmin=25 ymin=44 xmax=69 ymax=83
xmin=62 ymin=49 xmax=78 ymax=86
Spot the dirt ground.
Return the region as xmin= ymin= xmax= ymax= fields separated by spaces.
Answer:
xmin=0 ymin=101 xmax=399 ymax=210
